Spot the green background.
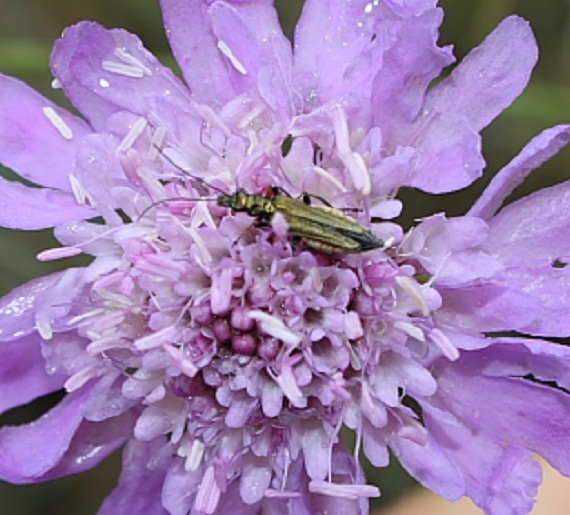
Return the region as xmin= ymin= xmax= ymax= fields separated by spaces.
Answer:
xmin=0 ymin=0 xmax=568 ymax=513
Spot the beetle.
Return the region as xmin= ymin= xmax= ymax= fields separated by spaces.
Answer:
xmin=216 ymin=187 xmax=383 ymax=253
xmin=151 ymin=146 xmax=383 ymax=253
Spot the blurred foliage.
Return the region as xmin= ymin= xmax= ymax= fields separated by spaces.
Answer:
xmin=0 ymin=0 xmax=568 ymax=513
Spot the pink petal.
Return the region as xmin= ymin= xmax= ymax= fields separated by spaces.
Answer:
xmin=0 ymin=388 xmax=133 ymax=483
xmin=0 ymin=333 xmax=65 ymax=414
xmin=411 ymin=16 xmax=538 ymax=193
xmin=0 ymin=74 xmax=91 ymax=190
xmin=469 ymin=125 xmax=570 ymax=219
xmin=99 ymin=439 xmax=169 ymax=515
xmin=51 ymin=21 xmax=192 ymax=130
xmin=0 ymin=176 xmax=95 ymax=229
xmin=484 ymin=180 xmax=570 ymax=268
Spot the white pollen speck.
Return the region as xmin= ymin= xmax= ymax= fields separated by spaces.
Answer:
xmin=99 ymin=78 xmax=110 ymax=88
xmin=217 ymin=40 xmax=248 ymax=75
xmin=42 ymin=106 xmax=74 ymax=140
xmin=364 ymin=2 xmax=374 ymax=14
xmin=51 ymin=78 xmax=62 ymax=89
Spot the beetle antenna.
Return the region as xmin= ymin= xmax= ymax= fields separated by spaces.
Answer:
xmin=153 ymin=143 xmax=228 ymax=195
xmin=136 ymin=195 xmax=218 ymax=221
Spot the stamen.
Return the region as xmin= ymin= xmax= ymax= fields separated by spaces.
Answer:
xmin=134 ymin=326 xmax=180 ymax=350
xmin=237 ymin=103 xmax=266 ymax=129
xmin=248 ymin=310 xmax=302 ymax=346
xmin=114 ymin=48 xmax=153 ymax=76
xmin=177 ymin=438 xmax=205 ymax=472
xmin=102 ymin=61 xmax=146 ymax=78
xmin=271 ymin=362 xmax=305 ymax=408
xmin=312 ymin=166 xmax=348 ymax=193
xmin=36 ymin=319 xmax=53 ymax=340
xmin=394 ymin=320 xmax=425 ymax=342
xmin=64 ymin=364 xmax=101 ymax=392
xmin=117 ymin=117 xmax=148 ymax=152
xmin=309 ymin=480 xmax=380 ymax=499
xmin=36 ymin=246 xmax=82 ymax=262
xmin=194 ymin=465 xmax=221 ymax=515
xmin=395 ymin=276 xmax=430 ymax=316
xmin=191 ymin=102 xmax=232 ymax=137
xmin=429 ymin=327 xmax=460 ymax=361
xmin=42 ymin=106 xmax=73 ymax=140
xmin=69 ymin=173 xmax=96 ymax=206
xmin=332 ymin=108 xmax=372 ymax=194
xmin=217 ymin=40 xmax=248 ymax=75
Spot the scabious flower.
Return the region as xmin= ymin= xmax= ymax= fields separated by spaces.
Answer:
xmin=1 ymin=1 xmax=570 ymax=514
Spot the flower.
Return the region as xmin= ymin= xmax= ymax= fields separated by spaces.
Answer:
xmin=1 ymin=1 xmax=570 ymax=514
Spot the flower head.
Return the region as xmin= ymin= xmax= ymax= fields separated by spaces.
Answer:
xmin=1 ymin=1 xmax=570 ymax=515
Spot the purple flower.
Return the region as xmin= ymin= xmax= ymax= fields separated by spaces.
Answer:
xmin=1 ymin=1 xmax=570 ymax=514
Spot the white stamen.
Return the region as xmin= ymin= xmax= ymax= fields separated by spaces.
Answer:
xmin=264 ymin=489 xmax=301 ymax=499
xmin=395 ymin=275 xmax=430 ymax=316
xmin=248 ymin=311 xmax=302 ymax=346
xmin=42 ymin=106 xmax=73 ymax=140
xmin=64 ymin=364 xmax=101 ymax=392
xmin=149 ymin=125 xmax=167 ymax=159
xmin=238 ymin=103 xmax=266 ymax=129
xmin=36 ymin=246 xmax=82 ymax=262
xmin=134 ymin=326 xmax=180 ymax=350
xmin=311 ymin=166 xmax=348 ymax=193
xmin=272 ymin=364 xmax=305 ymax=408
xmin=309 ymin=480 xmax=380 ymax=499
xmin=429 ymin=327 xmax=460 ymax=361
xmin=68 ymin=173 xmax=96 ymax=207
xmin=394 ymin=320 xmax=425 ymax=342
xmin=36 ymin=319 xmax=53 ymax=340
xmin=87 ymin=335 xmax=128 ymax=354
xmin=117 ymin=117 xmax=148 ymax=152
xmin=194 ymin=465 xmax=221 ymax=515
xmin=191 ymin=102 xmax=232 ymax=137
xmin=178 ymin=439 xmax=205 ymax=472
xmin=67 ymin=308 xmax=106 ymax=327
xmin=217 ymin=40 xmax=248 ymax=75
xmin=332 ymin=108 xmax=371 ymax=195
xmin=102 ymin=60 xmax=146 ymax=78
xmin=114 ymin=47 xmax=153 ymax=76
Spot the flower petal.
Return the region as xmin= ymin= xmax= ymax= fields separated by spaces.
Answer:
xmin=0 ymin=388 xmax=133 ymax=483
xmin=0 ymin=74 xmax=91 ymax=190
xmin=371 ymin=7 xmax=454 ymax=134
xmin=425 ymin=16 xmax=537 ymax=131
xmin=499 ymin=267 xmax=570 ymax=337
xmin=469 ymin=124 xmax=570 ymax=219
xmin=434 ymin=350 xmax=570 ymax=477
xmin=0 ymin=333 xmax=65 ymax=414
xmin=208 ymin=1 xmax=293 ymax=118
xmin=410 ymin=16 xmax=538 ymax=193
xmin=99 ymin=439 xmax=169 ymax=515
xmin=437 ymin=282 xmax=539 ymax=333
xmin=51 ymin=21 xmax=192 ymax=130
xmin=160 ymin=0 xmax=245 ymax=109
xmin=0 ymin=268 xmax=87 ymax=342
xmin=391 ymin=432 xmax=465 ymax=501
xmin=0 ymin=176 xmax=95 ymax=229
xmin=484 ymin=180 xmax=570 ymax=268
xmin=293 ymin=0 xmax=389 ymax=108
